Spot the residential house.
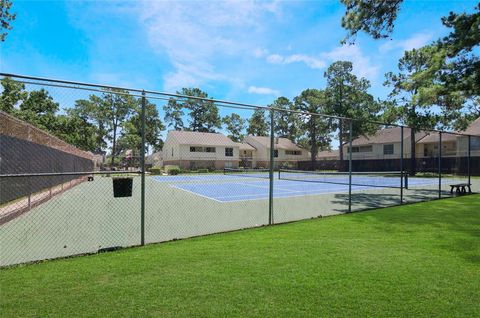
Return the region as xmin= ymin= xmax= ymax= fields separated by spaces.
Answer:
xmin=337 ymin=127 xmax=428 ymax=160
xmin=145 ymin=150 xmax=163 ymax=168
xmin=316 ymin=149 xmax=339 ymax=161
xmin=163 ymin=130 xmax=240 ymax=170
xmin=243 ymin=136 xmax=310 ymax=168
xmin=417 ymin=132 xmax=458 ymax=158
xmin=236 ymin=142 xmax=257 ymax=168
xmin=316 ymin=117 xmax=480 ymax=162
xmin=456 ymin=117 xmax=480 ymax=157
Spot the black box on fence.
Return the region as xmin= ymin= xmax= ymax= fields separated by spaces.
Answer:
xmin=112 ymin=177 xmax=133 ymax=197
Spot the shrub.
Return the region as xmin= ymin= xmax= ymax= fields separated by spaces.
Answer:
xmin=149 ymin=167 xmax=163 ymax=175
xmin=197 ymin=168 xmax=209 ymax=173
xmin=168 ymin=168 xmax=180 ymax=175
xmin=165 ymin=165 xmax=179 ymax=173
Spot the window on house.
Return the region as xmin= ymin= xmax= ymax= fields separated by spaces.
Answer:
xmin=286 ymin=150 xmax=302 ymax=155
xmin=471 ymin=137 xmax=480 ymax=151
xmin=225 ymin=148 xmax=233 ymax=157
xmin=348 ymin=146 xmax=359 ymax=153
xmin=190 ymin=146 xmax=202 ymax=152
xmin=383 ymin=144 xmax=394 ymax=155
xmin=274 ymin=150 xmax=278 ymax=157
xmin=171 ymin=148 xmax=173 ymax=157
xmin=189 ymin=146 xmax=216 ymax=153
xmin=359 ymin=146 xmax=372 ymax=152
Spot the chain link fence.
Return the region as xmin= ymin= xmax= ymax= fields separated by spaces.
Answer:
xmin=1 ymin=73 xmax=478 ymax=267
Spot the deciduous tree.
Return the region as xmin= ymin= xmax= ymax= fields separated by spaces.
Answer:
xmin=0 ymin=77 xmax=27 ymax=113
xmin=1 ymin=0 xmax=16 ymax=41
xmin=269 ymin=97 xmax=301 ymax=142
xmin=294 ymin=89 xmax=332 ymax=165
xmin=164 ymin=88 xmax=221 ymax=133
xmin=223 ymin=113 xmax=246 ymax=142
xmin=18 ymin=89 xmax=60 ymax=132
xmin=324 ymin=61 xmax=380 ymax=164
xmin=246 ymin=108 xmax=269 ymax=136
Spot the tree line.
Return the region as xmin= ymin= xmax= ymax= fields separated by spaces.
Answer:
xmin=341 ymin=1 xmax=479 ymax=173
xmin=0 ymin=2 xmax=477 ymax=174
xmin=0 ymin=79 xmax=165 ymax=165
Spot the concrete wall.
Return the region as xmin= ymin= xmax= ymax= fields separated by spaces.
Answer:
xmin=0 ymin=111 xmax=94 ymax=204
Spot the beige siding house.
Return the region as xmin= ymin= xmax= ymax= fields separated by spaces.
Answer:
xmin=333 ymin=127 xmax=428 ymax=160
xmin=417 ymin=133 xmax=458 ymax=157
xmin=316 ymin=117 xmax=480 ymax=161
xmin=456 ymin=117 xmax=480 ymax=157
xmin=236 ymin=142 xmax=257 ymax=168
xmin=145 ymin=150 xmax=163 ymax=167
xmin=316 ymin=150 xmax=339 ymax=161
xmin=163 ymin=131 xmax=240 ymax=170
xmin=243 ymin=136 xmax=310 ymax=168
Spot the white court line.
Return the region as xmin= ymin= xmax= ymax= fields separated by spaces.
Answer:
xmin=172 ymin=183 xmax=294 ymax=202
xmin=170 ymin=185 xmax=223 ymax=203
xmin=170 ymin=180 xmax=397 ymax=203
xmin=236 ymin=182 xmax=305 ymax=194
xmin=215 ymin=185 xmax=369 ymax=202
xmin=231 ymin=182 xmax=315 ymax=194
xmin=216 ymin=187 xmax=371 ymax=202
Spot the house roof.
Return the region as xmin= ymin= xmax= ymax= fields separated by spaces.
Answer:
xmin=245 ymin=136 xmax=305 ymax=151
xmin=351 ymin=127 xmax=427 ymax=146
xmin=317 ymin=149 xmax=339 ymax=158
xmin=464 ymin=117 xmax=480 ymax=136
xmin=146 ymin=151 xmax=163 ymax=164
xmin=236 ymin=142 xmax=256 ymax=151
xmin=167 ymin=130 xmax=238 ymax=147
xmin=418 ymin=132 xmax=458 ymax=144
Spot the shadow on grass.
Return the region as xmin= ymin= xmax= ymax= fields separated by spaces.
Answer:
xmin=332 ymin=188 xmax=468 ymax=211
xmin=332 ymin=192 xmax=480 ymax=264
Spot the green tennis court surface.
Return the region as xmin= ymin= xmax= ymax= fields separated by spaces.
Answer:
xmin=1 ymin=175 xmax=478 ymax=266
xmin=1 ymin=195 xmax=479 ymax=317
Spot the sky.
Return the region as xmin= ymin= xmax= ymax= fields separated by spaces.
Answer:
xmin=0 ymin=0 xmax=478 ymax=119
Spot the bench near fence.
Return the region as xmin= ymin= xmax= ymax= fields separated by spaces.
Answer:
xmin=449 ymin=183 xmax=472 ymax=194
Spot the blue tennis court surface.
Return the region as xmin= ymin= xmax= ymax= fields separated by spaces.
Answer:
xmin=153 ymin=174 xmax=453 ymax=202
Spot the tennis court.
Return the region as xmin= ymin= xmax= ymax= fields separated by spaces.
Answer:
xmin=154 ymin=169 xmax=456 ymax=202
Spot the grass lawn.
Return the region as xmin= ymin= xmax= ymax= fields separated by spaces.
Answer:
xmin=1 ymin=195 xmax=479 ymax=317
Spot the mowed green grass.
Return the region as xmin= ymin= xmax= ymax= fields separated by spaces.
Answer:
xmin=1 ymin=195 xmax=479 ymax=317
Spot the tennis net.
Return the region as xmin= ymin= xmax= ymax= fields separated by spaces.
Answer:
xmin=223 ymin=168 xmax=271 ymax=179
xmin=278 ymin=169 xmax=408 ymax=189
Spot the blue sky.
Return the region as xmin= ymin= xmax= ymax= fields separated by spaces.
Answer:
xmin=1 ymin=0 xmax=477 ymax=109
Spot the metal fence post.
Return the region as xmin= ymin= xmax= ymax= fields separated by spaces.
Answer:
xmin=140 ymin=91 xmax=146 ymax=246
xmin=269 ymin=108 xmax=275 ymax=225
xmin=438 ymin=131 xmax=442 ymax=199
xmin=348 ymin=119 xmax=353 ymax=213
xmin=400 ymin=126 xmax=404 ymax=204
xmin=468 ymin=135 xmax=471 ymax=186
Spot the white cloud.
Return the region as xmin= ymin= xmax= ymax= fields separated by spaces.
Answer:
xmin=264 ymin=44 xmax=378 ymax=80
xmin=248 ymin=86 xmax=280 ymax=95
xmin=253 ymin=47 xmax=269 ymax=58
xmin=284 ymin=54 xmax=326 ymax=69
xmin=138 ymin=1 xmax=282 ymax=92
xmin=379 ymin=32 xmax=433 ymax=54
xmin=266 ymin=54 xmax=284 ymax=64
xmin=322 ymin=45 xmax=379 ymax=79
xmin=266 ymin=53 xmax=326 ymax=69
